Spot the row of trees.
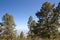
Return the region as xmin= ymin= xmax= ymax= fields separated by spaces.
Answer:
xmin=0 ymin=2 xmax=60 ymax=40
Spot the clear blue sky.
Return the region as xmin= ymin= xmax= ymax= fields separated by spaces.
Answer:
xmin=0 ymin=0 xmax=60 ymax=35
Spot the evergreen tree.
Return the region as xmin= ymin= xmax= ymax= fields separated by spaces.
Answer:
xmin=28 ymin=16 xmax=37 ymax=38
xmin=27 ymin=16 xmax=33 ymax=37
xmin=20 ymin=32 xmax=24 ymax=38
xmin=28 ymin=2 xmax=59 ymax=39
xmin=2 ymin=13 xmax=16 ymax=40
xmin=19 ymin=31 xmax=26 ymax=40
xmin=36 ymin=2 xmax=59 ymax=39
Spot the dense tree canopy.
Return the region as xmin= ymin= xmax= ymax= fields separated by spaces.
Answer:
xmin=28 ymin=2 xmax=60 ymax=40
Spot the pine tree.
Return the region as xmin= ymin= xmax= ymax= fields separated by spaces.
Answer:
xmin=36 ymin=2 xmax=58 ymax=39
xmin=19 ymin=31 xmax=26 ymax=40
xmin=2 ymin=13 xmax=16 ymax=40
xmin=20 ymin=32 xmax=24 ymax=38
xmin=27 ymin=16 xmax=33 ymax=37
xmin=28 ymin=16 xmax=37 ymax=37
xmin=27 ymin=2 xmax=59 ymax=39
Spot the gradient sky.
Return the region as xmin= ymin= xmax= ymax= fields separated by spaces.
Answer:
xmin=0 ymin=0 xmax=60 ymax=35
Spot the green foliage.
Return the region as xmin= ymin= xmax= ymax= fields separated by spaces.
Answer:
xmin=28 ymin=2 xmax=60 ymax=40
xmin=0 ymin=2 xmax=60 ymax=40
xmin=0 ymin=13 xmax=16 ymax=40
xmin=20 ymin=31 xmax=24 ymax=38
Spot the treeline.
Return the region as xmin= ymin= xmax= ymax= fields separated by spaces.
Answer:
xmin=0 ymin=2 xmax=60 ymax=40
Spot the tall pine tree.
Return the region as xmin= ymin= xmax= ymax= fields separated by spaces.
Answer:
xmin=36 ymin=2 xmax=58 ymax=39
xmin=2 ymin=13 xmax=16 ymax=40
xmin=28 ymin=2 xmax=59 ymax=39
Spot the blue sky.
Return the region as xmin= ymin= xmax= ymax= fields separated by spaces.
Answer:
xmin=0 ymin=0 xmax=60 ymax=35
